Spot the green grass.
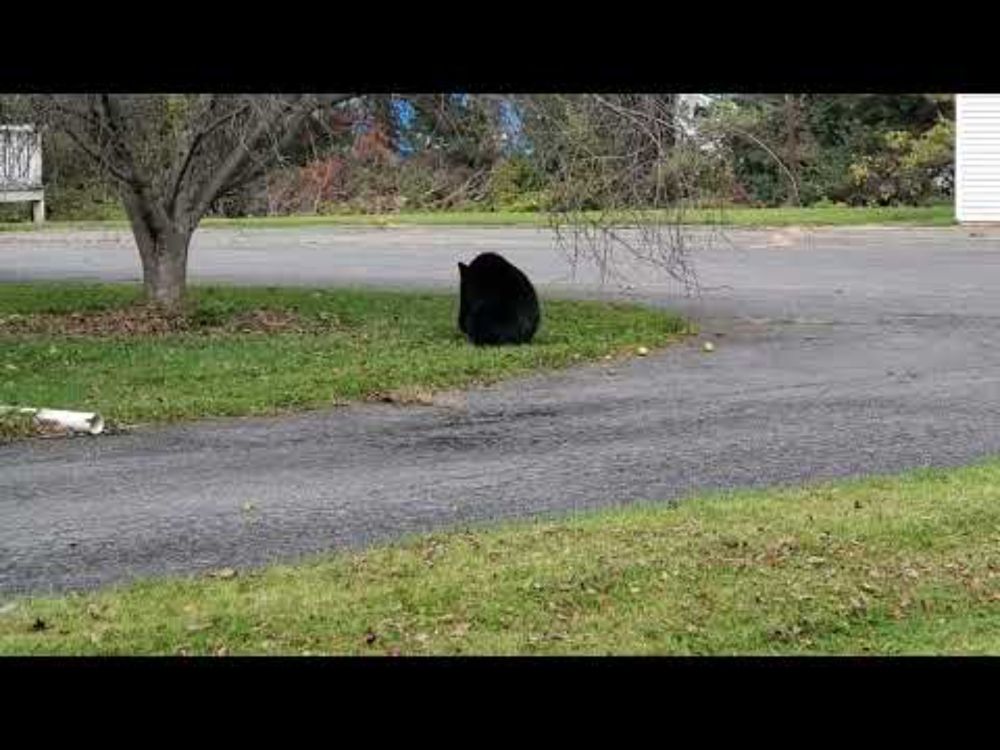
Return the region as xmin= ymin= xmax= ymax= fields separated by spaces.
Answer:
xmin=0 ymin=204 xmax=956 ymax=232
xmin=3 ymin=459 xmax=1000 ymax=655
xmin=685 ymin=204 xmax=955 ymax=227
xmin=0 ymin=283 xmax=686 ymax=425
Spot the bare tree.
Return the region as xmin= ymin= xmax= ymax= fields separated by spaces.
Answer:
xmin=22 ymin=94 xmax=354 ymax=308
xmin=512 ymin=94 xmax=737 ymax=293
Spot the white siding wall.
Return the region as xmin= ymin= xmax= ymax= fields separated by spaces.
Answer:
xmin=957 ymin=94 xmax=1000 ymax=223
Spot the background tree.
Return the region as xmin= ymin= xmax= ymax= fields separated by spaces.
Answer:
xmin=709 ymin=94 xmax=954 ymax=206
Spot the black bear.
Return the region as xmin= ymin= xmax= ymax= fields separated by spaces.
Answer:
xmin=457 ymin=252 xmax=541 ymax=346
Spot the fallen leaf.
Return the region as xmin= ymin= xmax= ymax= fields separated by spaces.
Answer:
xmin=208 ymin=568 xmax=237 ymax=580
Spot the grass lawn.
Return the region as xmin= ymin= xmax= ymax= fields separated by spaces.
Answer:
xmin=0 ymin=283 xmax=686 ymax=428
xmin=2 ymin=459 xmax=999 ymax=655
xmin=0 ymin=204 xmax=955 ymax=232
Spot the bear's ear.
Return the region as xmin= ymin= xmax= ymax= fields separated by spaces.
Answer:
xmin=458 ymin=262 xmax=468 ymax=275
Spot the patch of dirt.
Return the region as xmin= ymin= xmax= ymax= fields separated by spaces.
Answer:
xmin=365 ymin=386 xmax=470 ymax=410
xmin=0 ymin=412 xmax=125 ymax=443
xmin=1 ymin=308 xmax=192 ymax=336
xmin=0 ymin=306 xmax=322 ymax=338
xmin=367 ymin=386 xmax=438 ymax=406
xmin=0 ymin=413 xmax=80 ymax=443
xmin=0 ymin=412 xmax=39 ymax=443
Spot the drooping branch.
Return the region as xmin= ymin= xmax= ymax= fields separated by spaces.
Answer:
xmin=516 ymin=94 xmax=733 ymax=294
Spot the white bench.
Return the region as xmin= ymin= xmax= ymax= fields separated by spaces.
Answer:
xmin=0 ymin=125 xmax=44 ymax=223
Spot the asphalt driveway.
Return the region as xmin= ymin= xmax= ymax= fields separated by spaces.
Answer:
xmin=3 ymin=224 xmax=1000 ymax=594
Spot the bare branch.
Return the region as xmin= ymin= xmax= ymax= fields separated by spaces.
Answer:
xmin=56 ymin=121 xmax=134 ymax=186
xmin=166 ymin=96 xmax=251 ymax=217
xmin=96 ymin=95 xmax=171 ymax=233
xmin=716 ymin=122 xmax=801 ymax=206
xmin=188 ymin=95 xmax=355 ymax=220
xmin=187 ymin=97 xmax=302 ymax=218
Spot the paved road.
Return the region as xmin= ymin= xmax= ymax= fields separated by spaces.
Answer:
xmin=4 ymin=225 xmax=1000 ymax=595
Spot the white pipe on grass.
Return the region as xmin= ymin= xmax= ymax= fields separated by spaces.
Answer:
xmin=0 ymin=406 xmax=104 ymax=435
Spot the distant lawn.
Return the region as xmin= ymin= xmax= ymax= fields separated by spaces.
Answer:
xmin=687 ymin=204 xmax=955 ymax=227
xmin=0 ymin=205 xmax=955 ymax=232
xmin=2 ymin=459 xmax=999 ymax=655
xmin=0 ymin=283 xmax=686 ymax=427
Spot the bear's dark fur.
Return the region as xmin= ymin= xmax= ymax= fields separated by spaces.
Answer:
xmin=457 ymin=252 xmax=540 ymax=346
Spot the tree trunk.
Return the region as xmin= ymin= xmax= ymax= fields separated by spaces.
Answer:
xmin=783 ymin=94 xmax=801 ymax=206
xmin=137 ymin=229 xmax=190 ymax=309
xmin=121 ymin=190 xmax=192 ymax=309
